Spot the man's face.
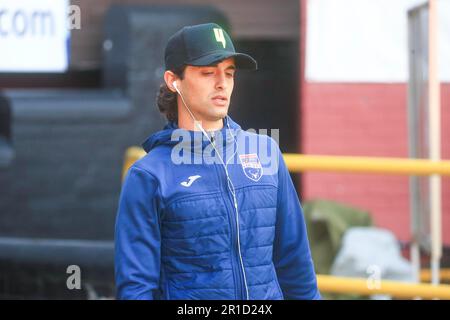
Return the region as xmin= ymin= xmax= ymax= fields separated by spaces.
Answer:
xmin=178 ymin=57 xmax=235 ymax=123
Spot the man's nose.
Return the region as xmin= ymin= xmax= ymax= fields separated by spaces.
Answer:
xmin=214 ymin=72 xmax=227 ymax=90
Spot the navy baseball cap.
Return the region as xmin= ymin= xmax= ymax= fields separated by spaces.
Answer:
xmin=164 ymin=23 xmax=257 ymax=71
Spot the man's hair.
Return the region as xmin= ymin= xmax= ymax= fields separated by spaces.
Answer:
xmin=156 ymin=65 xmax=186 ymax=122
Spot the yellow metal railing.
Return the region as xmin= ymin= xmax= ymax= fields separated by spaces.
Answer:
xmin=420 ymin=268 xmax=450 ymax=283
xmin=317 ymin=275 xmax=450 ymax=299
xmin=121 ymin=147 xmax=450 ymax=298
xmin=283 ymin=153 xmax=450 ymax=176
xmin=122 ymin=148 xmax=450 ymax=179
xmin=122 ymin=146 xmax=147 ymax=181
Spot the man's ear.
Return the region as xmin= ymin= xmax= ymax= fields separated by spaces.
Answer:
xmin=164 ymin=71 xmax=177 ymax=93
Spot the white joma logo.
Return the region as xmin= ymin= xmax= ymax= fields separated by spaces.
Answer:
xmin=180 ymin=175 xmax=201 ymax=187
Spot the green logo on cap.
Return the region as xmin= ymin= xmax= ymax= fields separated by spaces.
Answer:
xmin=213 ymin=28 xmax=226 ymax=48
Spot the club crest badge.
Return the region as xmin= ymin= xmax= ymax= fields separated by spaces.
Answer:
xmin=239 ymin=153 xmax=263 ymax=182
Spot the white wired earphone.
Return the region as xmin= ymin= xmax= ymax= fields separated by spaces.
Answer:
xmin=172 ymin=80 xmax=237 ymax=165
xmin=172 ymin=80 xmax=250 ymax=300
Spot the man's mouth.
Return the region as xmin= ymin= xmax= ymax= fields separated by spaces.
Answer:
xmin=211 ymin=95 xmax=228 ymax=106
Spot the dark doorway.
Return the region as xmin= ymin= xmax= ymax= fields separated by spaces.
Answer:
xmin=229 ymin=39 xmax=301 ymax=190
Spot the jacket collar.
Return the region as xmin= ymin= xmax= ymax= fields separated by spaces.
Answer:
xmin=142 ymin=116 xmax=242 ymax=155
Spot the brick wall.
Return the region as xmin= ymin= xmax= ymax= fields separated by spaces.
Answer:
xmin=300 ymin=82 xmax=450 ymax=244
xmin=298 ymin=0 xmax=449 ymax=245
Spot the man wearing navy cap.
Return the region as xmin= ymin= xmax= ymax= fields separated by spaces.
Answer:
xmin=115 ymin=23 xmax=321 ymax=300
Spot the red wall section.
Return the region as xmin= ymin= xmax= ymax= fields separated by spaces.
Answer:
xmin=300 ymin=82 xmax=450 ymax=244
xmin=298 ymin=0 xmax=449 ymax=244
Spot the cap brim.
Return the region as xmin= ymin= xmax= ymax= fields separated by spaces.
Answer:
xmin=187 ymin=51 xmax=257 ymax=71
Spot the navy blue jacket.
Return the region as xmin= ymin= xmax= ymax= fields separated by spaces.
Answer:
xmin=115 ymin=116 xmax=320 ymax=300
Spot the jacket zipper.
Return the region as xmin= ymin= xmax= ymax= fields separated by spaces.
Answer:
xmin=210 ymin=129 xmax=249 ymax=299
xmin=231 ymin=189 xmax=250 ymax=300
xmin=219 ymin=164 xmax=249 ymax=300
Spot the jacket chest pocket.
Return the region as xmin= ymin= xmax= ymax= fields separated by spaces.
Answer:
xmin=236 ymin=184 xmax=278 ymax=223
xmin=160 ymin=193 xmax=231 ymax=258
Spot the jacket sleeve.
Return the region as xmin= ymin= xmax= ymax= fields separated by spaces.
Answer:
xmin=114 ymin=166 xmax=161 ymax=300
xmin=272 ymin=149 xmax=321 ymax=300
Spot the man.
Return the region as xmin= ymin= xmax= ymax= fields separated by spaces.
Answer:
xmin=115 ymin=23 xmax=320 ymax=300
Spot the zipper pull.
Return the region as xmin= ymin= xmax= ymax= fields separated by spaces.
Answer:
xmin=210 ymin=131 xmax=216 ymax=147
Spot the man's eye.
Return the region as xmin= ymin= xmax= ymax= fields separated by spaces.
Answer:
xmin=202 ymin=72 xmax=213 ymax=75
xmin=226 ymin=73 xmax=234 ymax=77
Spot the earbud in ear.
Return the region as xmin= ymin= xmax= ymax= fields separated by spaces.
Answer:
xmin=172 ymin=81 xmax=178 ymax=91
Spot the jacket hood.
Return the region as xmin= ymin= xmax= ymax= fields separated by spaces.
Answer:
xmin=141 ymin=116 xmax=242 ymax=153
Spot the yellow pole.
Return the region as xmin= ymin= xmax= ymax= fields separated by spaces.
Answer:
xmin=122 ymin=146 xmax=147 ymax=181
xmin=421 ymin=268 xmax=450 ymax=282
xmin=122 ymin=149 xmax=450 ymax=178
xmin=317 ymin=274 xmax=450 ymax=299
xmin=283 ymin=154 xmax=450 ymax=176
